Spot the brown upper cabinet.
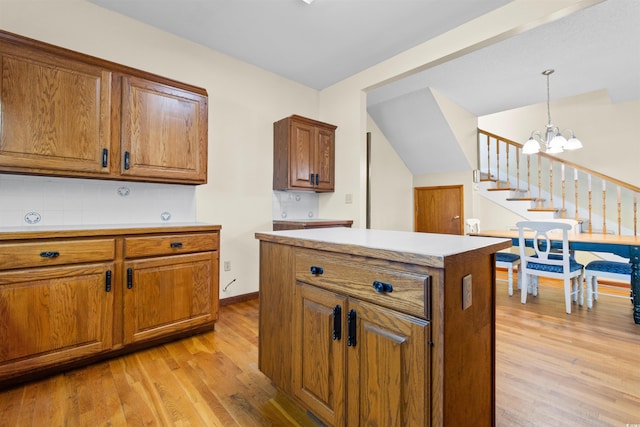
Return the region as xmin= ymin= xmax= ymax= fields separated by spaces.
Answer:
xmin=273 ymin=115 xmax=336 ymax=192
xmin=0 ymin=30 xmax=208 ymax=185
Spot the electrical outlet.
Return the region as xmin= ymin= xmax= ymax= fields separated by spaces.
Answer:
xmin=224 ymin=261 xmax=231 ymax=271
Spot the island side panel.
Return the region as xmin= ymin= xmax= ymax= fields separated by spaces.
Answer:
xmin=439 ymin=250 xmax=496 ymax=427
xmin=258 ymin=241 xmax=294 ymax=393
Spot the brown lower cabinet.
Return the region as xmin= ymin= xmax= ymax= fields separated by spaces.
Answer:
xmin=256 ymin=228 xmax=510 ymax=426
xmin=0 ymin=224 xmax=220 ymax=387
xmin=293 ymin=282 xmax=429 ymax=426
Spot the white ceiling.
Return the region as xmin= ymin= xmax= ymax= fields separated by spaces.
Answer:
xmin=89 ymin=0 xmax=640 ymax=174
xmin=88 ymin=0 xmax=512 ymax=89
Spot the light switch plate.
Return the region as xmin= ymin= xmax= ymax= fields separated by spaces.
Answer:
xmin=462 ymin=274 xmax=472 ymax=310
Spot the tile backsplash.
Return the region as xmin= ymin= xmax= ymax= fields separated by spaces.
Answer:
xmin=272 ymin=191 xmax=319 ymax=220
xmin=0 ymin=174 xmax=196 ymax=227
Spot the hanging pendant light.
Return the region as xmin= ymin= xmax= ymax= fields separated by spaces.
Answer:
xmin=522 ymin=69 xmax=583 ymax=155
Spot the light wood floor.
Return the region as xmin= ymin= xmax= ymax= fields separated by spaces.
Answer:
xmin=1 ymin=274 xmax=639 ymax=426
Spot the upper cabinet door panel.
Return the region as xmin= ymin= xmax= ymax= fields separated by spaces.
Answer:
xmin=121 ymin=76 xmax=208 ymax=184
xmin=314 ymin=126 xmax=335 ymax=191
xmin=0 ymin=45 xmax=112 ymax=174
xmin=290 ymin=121 xmax=314 ymax=189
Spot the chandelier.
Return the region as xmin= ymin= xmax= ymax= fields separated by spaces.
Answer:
xmin=522 ymin=69 xmax=583 ymax=155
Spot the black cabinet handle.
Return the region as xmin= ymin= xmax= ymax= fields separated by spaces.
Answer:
xmin=102 ymin=148 xmax=108 ymax=168
xmin=127 ymin=267 xmax=133 ymax=289
xmin=310 ymin=266 xmax=324 ymax=275
xmin=315 ymin=174 xmax=319 ymax=186
xmin=347 ymin=309 xmax=357 ymax=347
xmin=40 ymin=251 xmax=60 ymax=258
xmin=372 ymin=280 xmax=393 ymax=293
xmin=310 ymin=172 xmax=314 ymax=184
xmin=170 ymin=242 xmax=183 ymax=248
xmin=105 ymin=270 xmax=112 ymax=292
xmin=124 ymin=151 xmax=130 ymax=170
xmin=332 ymin=305 xmax=342 ymax=341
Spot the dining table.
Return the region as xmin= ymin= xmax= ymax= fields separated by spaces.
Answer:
xmin=475 ymin=229 xmax=640 ymax=325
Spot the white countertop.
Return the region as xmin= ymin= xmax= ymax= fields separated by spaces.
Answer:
xmin=0 ymin=222 xmax=221 ymax=240
xmin=256 ymin=227 xmax=511 ymax=267
xmin=0 ymin=222 xmax=212 ymax=233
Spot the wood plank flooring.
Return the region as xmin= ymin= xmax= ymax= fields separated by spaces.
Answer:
xmin=1 ymin=274 xmax=639 ymax=426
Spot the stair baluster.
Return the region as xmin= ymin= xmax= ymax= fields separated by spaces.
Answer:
xmin=574 ymin=169 xmax=579 ymax=222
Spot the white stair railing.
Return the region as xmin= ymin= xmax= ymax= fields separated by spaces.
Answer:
xmin=478 ymin=129 xmax=639 ymax=236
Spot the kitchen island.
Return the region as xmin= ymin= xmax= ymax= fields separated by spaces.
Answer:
xmin=255 ymin=228 xmax=510 ymax=426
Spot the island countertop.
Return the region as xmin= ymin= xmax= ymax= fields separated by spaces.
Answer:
xmin=255 ymin=227 xmax=511 ymax=268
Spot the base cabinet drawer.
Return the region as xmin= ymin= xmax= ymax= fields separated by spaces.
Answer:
xmin=295 ymin=248 xmax=430 ymax=320
xmin=0 ymin=239 xmax=115 ymax=270
xmin=125 ymin=233 xmax=219 ymax=258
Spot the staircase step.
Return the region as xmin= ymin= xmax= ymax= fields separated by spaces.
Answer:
xmin=487 ymin=187 xmax=514 ymax=192
xmin=506 ymin=197 xmax=542 ymax=202
xmin=528 ymin=207 xmax=566 ymax=212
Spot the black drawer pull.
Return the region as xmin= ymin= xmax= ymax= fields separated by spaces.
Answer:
xmin=170 ymin=242 xmax=183 ymax=248
xmin=105 ymin=270 xmax=112 ymax=292
xmin=127 ymin=268 xmax=133 ymax=289
xmin=347 ymin=309 xmax=357 ymax=347
xmin=372 ymin=280 xmax=393 ymax=293
xmin=40 ymin=251 xmax=60 ymax=258
xmin=310 ymin=266 xmax=324 ymax=275
xmin=124 ymin=151 xmax=130 ymax=170
xmin=102 ymin=148 xmax=108 ymax=168
xmin=332 ymin=305 xmax=342 ymax=341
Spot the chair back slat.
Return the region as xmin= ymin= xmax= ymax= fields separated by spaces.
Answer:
xmin=517 ymin=221 xmax=572 ymax=269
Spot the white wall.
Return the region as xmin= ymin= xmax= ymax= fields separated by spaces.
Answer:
xmin=0 ymin=0 xmax=319 ymax=300
xmin=367 ymin=115 xmax=413 ymax=231
xmin=317 ymin=0 xmax=592 ymax=230
xmin=0 ymin=0 xmax=599 ymax=299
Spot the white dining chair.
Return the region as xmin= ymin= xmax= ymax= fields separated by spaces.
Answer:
xmin=495 ymin=252 xmax=521 ymax=296
xmin=584 ymin=260 xmax=632 ymax=308
xmin=517 ymin=221 xmax=585 ymax=314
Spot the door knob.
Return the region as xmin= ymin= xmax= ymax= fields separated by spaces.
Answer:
xmin=452 ymin=215 xmax=460 ymax=220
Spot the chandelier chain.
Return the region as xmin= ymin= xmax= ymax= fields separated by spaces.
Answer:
xmin=546 ymin=73 xmax=551 ymax=125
